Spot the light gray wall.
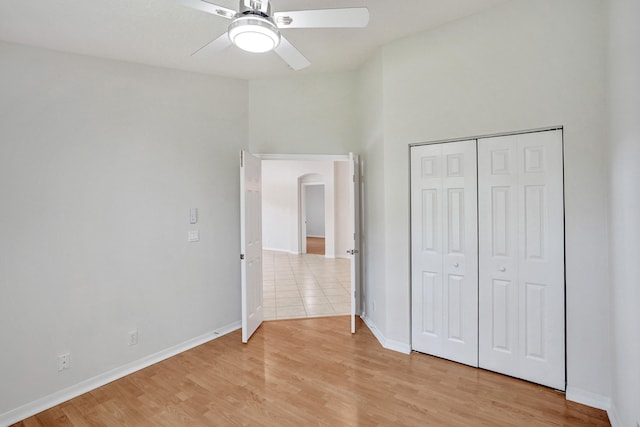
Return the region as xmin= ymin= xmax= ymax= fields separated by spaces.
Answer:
xmin=305 ymin=185 xmax=325 ymax=237
xmin=249 ymin=72 xmax=360 ymax=155
xmin=608 ymin=0 xmax=640 ymax=425
xmin=357 ymin=52 xmax=387 ymax=334
xmin=0 ymin=41 xmax=248 ymax=416
xmin=360 ymin=0 xmax=611 ymax=402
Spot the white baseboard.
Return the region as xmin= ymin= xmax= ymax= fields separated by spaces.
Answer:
xmin=563 ymin=386 xmax=622 ymax=426
xmin=385 ymin=338 xmax=412 ymax=354
xmin=0 ymin=321 xmax=241 ymax=427
xmin=361 ymin=315 xmax=411 ymax=355
xmin=566 ymin=386 xmax=612 ymax=411
xmin=606 ymin=404 xmax=622 ymax=427
xmin=262 ymin=246 xmax=299 ymax=255
xmin=361 ymin=314 xmax=384 ymax=346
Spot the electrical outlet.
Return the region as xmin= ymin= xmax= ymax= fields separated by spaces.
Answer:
xmin=58 ymin=353 xmax=70 ymax=371
xmin=128 ymin=329 xmax=138 ymax=346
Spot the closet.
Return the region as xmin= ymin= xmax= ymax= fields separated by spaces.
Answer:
xmin=410 ymin=129 xmax=565 ymax=390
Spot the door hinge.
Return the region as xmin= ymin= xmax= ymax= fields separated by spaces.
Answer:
xmin=240 ymin=151 xmax=244 ymax=167
xmin=240 ymin=254 xmax=245 ymax=260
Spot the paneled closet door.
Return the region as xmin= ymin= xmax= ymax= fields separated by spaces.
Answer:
xmin=411 ymin=140 xmax=478 ymax=367
xmin=478 ymin=130 xmax=565 ymax=390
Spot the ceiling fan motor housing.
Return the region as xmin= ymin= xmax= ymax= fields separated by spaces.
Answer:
xmin=228 ymin=15 xmax=281 ymax=53
xmin=239 ymin=0 xmax=271 ymax=17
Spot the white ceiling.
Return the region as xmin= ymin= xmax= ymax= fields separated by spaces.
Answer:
xmin=0 ymin=0 xmax=510 ymax=80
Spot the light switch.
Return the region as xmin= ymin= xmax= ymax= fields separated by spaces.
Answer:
xmin=188 ymin=230 xmax=199 ymax=242
xmin=189 ymin=208 xmax=198 ymax=224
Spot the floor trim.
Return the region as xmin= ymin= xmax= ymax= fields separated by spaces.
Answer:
xmin=566 ymin=386 xmax=612 ymax=411
xmin=361 ymin=315 xmax=411 ymax=355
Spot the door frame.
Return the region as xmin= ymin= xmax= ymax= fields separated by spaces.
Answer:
xmin=256 ymin=153 xmax=363 ymax=325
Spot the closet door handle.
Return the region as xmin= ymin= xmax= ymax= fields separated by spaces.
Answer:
xmin=453 ymin=263 xmax=459 ymax=268
xmin=499 ymin=266 xmax=506 ymax=272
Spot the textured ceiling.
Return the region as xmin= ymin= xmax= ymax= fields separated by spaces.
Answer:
xmin=0 ymin=0 xmax=510 ymax=80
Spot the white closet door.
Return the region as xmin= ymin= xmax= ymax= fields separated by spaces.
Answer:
xmin=478 ymin=130 xmax=565 ymax=390
xmin=411 ymin=140 xmax=478 ymax=367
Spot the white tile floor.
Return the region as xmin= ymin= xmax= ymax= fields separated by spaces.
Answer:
xmin=262 ymin=250 xmax=351 ymax=320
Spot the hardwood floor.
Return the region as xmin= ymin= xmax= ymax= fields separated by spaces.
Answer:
xmin=306 ymin=236 xmax=325 ymax=255
xmin=14 ymin=317 xmax=609 ymax=426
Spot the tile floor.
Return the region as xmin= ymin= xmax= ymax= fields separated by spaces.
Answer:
xmin=262 ymin=250 xmax=351 ymax=320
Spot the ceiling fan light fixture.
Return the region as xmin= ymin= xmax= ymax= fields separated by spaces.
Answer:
xmin=228 ymin=16 xmax=280 ymax=53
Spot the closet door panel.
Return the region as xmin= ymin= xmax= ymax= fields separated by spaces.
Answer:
xmin=411 ymin=140 xmax=478 ymax=367
xmin=478 ymin=138 xmax=519 ymax=375
xmin=441 ymin=142 xmax=478 ymax=363
xmin=412 ymin=144 xmax=444 ymax=351
xmin=478 ymin=130 xmax=565 ymax=390
xmin=516 ymin=131 xmax=565 ymax=390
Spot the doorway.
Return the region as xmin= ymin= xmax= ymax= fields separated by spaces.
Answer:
xmin=260 ymin=158 xmax=353 ymax=321
xmin=299 ymin=178 xmax=326 ymax=256
xmin=302 ymin=183 xmax=325 ymax=255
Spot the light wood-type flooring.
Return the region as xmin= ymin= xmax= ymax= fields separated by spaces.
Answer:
xmin=13 ymin=316 xmax=609 ymax=426
xmin=305 ymin=237 xmax=325 ymax=255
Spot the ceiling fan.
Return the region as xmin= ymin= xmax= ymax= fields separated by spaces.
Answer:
xmin=178 ymin=0 xmax=369 ymax=71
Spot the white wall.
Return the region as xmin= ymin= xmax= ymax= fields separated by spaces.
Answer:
xmin=0 ymin=41 xmax=248 ymax=420
xmin=608 ymin=0 xmax=640 ymax=425
xmin=361 ymin=0 xmax=612 ymax=401
xmin=261 ymin=160 xmax=351 ymax=258
xmin=305 ymin=185 xmax=325 ymax=237
xmin=357 ymin=52 xmax=387 ymax=336
xmin=249 ymin=72 xmax=360 ymax=155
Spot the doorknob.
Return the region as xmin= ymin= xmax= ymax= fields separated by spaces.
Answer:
xmin=453 ymin=263 xmax=459 ymax=268
xmin=499 ymin=266 xmax=506 ymax=272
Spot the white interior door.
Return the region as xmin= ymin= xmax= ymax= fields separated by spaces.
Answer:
xmin=240 ymin=151 xmax=263 ymax=343
xmin=478 ymin=130 xmax=565 ymax=390
xmin=410 ymin=140 xmax=479 ymax=367
xmin=348 ymin=153 xmax=361 ymax=334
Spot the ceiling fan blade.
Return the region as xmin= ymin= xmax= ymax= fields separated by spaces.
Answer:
xmin=274 ymin=36 xmax=311 ymax=71
xmin=177 ymin=0 xmax=236 ymax=19
xmin=192 ymin=32 xmax=232 ymax=56
xmin=273 ymin=7 xmax=369 ymax=29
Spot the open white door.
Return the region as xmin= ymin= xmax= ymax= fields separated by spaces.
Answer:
xmin=348 ymin=153 xmax=362 ymax=333
xmin=240 ymin=151 xmax=263 ymax=343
